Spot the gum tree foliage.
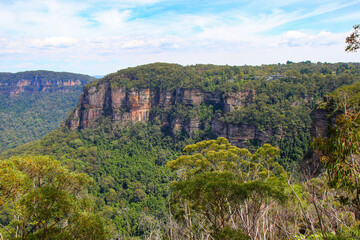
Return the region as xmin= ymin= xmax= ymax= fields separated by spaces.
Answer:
xmin=0 ymin=155 xmax=109 ymax=240
xmin=346 ymin=24 xmax=360 ymax=52
xmin=315 ymin=83 xmax=360 ymax=220
xmin=167 ymin=137 xmax=287 ymax=239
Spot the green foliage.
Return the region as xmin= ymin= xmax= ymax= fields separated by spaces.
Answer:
xmin=212 ymin=226 xmax=250 ymax=240
xmin=0 ymin=71 xmax=94 ymax=152
xmin=101 ymin=62 xmax=360 ymax=93
xmin=0 ymin=70 xmax=95 ymax=85
xmin=316 ymin=113 xmax=360 ymax=192
xmin=221 ymin=63 xmax=360 ymax=161
xmin=0 ymin=92 xmax=84 ymax=152
xmin=314 ymin=82 xmax=360 ymax=219
xmin=2 ymin=62 xmax=360 ymax=238
xmin=324 ymin=81 xmax=360 ymax=113
xmin=0 ymin=122 xmax=188 ymax=238
xmin=346 ymin=24 xmax=360 ymax=52
xmin=0 ymin=155 xmax=109 ymax=239
xmin=167 ymin=138 xmax=287 ymax=238
xmin=297 ymin=224 xmax=360 ymax=240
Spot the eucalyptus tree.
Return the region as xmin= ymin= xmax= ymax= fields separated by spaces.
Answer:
xmin=167 ymin=137 xmax=287 ymax=239
xmin=0 ymin=155 xmax=109 ymax=240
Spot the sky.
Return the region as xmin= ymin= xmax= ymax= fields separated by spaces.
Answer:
xmin=0 ymin=0 xmax=359 ymax=75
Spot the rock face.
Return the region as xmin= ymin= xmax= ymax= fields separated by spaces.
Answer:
xmin=6 ymin=79 xmax=83 ymax=97
xmin=0 ymin=71 xmax=93 ymax=97
xmin=224 ymin=90 xmax=255 ymax=112
xmin=67 ymin=82 xmax=265 ymax=146
xmin=69 ymin=84 xmax=223 ymax=128
xmin=310 ymin=107 xmax=330 ymax=139
xmin=211 ymin=116 xmax=277 ymax=147
xmin=303 ymin=105 xmax=339 ymax=176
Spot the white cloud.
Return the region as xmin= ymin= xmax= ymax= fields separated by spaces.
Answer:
xmin=121 ymin=40 xmax=147 ymax=49
xmin=0 ymin=0 xmax=359 ymax=74
xmin=0 ymin=0 xmax=89 ymax=38
xmin=118 ymin=0 xmax=164 ymax=5
xmin=91 ymin=9 xmax=132 ymax=32
xmin=14 ymin=62 xmax=35 ymax=68
xmin=84 ymin=0 xmax=165 ymax=8
xmin=275 ymin=31 xmax=345 ymax=48
xmin=31 ymin=37 xmax=78 ymax=48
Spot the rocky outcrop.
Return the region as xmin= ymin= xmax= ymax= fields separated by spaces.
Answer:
xmin=211 ymin=115 xmax=277 ymax=147
xmin=66 ymin=82 xmax=262 ymax=146
xmin=303 ymin=105 xmax=339 ymax=176
xmin=211 ymin=118 xmax=256 ymax=145
xmin=310 ymin=107 xmax=330 ymax=139
xmin=224 ymin=90 xmax=255 ymax=112
xmin=6 ymin=79 xmax=84 ymax=97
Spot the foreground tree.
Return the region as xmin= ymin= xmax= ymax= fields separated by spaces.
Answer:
xmin=346 ymin=24 xmax=360 ymax=52
xmin=167 ymin=137 xmax=287 ymax=239
xmin=314 ymin=81 xmax=360 ymax=220
xmin=0 ymin=155 xmax=109 ymax=240
xmin=315 ymin=112 xmax=360 ymax=220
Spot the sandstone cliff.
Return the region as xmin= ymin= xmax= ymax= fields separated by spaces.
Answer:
xmin=66 ymin=80 xmax=277 ymax=147
xmin=0 ymin=71 xmax=95 ymax=97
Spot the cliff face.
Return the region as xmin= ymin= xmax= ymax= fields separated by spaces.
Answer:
xmin=2 ymin=79 xmax=83 ymax=97
xmin=303 ymin=105 xmax=338 ymax=175
xmin=0 ymin=71 xmax=94 ymax=97
xmin=211 ymin=117 xmax=275 ymax=146
xmin=67 ymin=82 xmax=274 ymax=147
xmin=68 ymin=83 xmax=224 ymax=128
xmin=310 ymin=107 xmax=330 ymax=139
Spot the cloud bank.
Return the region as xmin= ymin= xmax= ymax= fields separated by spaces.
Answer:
xmin=0 ymin=0 xmax=359 ymax=74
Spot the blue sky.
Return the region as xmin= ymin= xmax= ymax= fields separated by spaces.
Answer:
xmin=0 ymin=0 xmax=359 ymax=75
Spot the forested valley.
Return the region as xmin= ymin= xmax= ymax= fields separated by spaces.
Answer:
xmin=1 ymin=61 xmax=360 ymax=239
xmin=0 ymin=71 xmax=95 ymax=152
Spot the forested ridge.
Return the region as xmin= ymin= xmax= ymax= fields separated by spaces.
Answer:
xmin=1 ymin=62 xmax=360 ymax=239
xmin=0 ymin=71 xmax=95 ymax=152
xmin=74 ymin=61 xmax=360 ymax=164
xmin=96 ymin=61 xmax=359 ymax=93
xmin=0 ymin=70 xmax=94 ymax=85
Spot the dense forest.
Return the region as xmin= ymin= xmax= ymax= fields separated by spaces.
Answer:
xmin=0 ymin=71 xmax=95 ymax=152
xmin=0 ymin=70 xmax=95 ymax=86
xmin=1 ymin=61 xmax=360 ymax=239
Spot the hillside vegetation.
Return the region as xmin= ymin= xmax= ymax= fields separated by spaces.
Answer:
xmin=1 ymin=62 xmax=360 ymax=239
xmin=0 ymin=71 xmax=95 ymax=152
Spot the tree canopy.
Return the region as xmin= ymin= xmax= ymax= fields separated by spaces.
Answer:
xmin=167 ymin=138 xmax=287 ymax=239
xmin=0 ymin=155 xmax=109 ymax=240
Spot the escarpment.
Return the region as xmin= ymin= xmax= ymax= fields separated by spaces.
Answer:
xmin=0 ymin=71 xmax=95 ymax=97
xmin=66 ymin=81 xmax=262 ymax=147
xmin=66 ymin=62 xmax=360 ymax=150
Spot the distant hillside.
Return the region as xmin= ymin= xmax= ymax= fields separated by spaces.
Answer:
xmin=0 ymin=70 xmax=95 ymax=152
xmin=0 ymin=70 xmax=96 ymax=97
